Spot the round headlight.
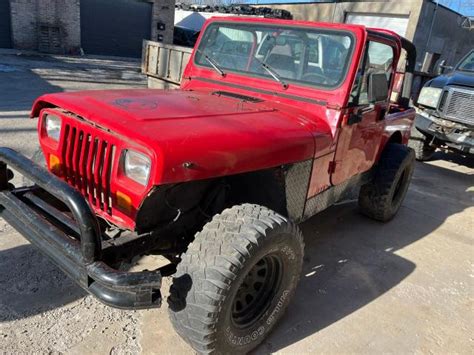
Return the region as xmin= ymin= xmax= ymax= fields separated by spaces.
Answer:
xmin=123 ymin=150 xmax=151 ymax=186
xmin=44 ymin=114 xmax=62 ymax=141
xmin=417 ymin=87 xmax=442 ymax=108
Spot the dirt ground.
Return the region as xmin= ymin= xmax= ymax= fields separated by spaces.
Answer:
xmin=0 ymin=51 xmax=473 ymax=354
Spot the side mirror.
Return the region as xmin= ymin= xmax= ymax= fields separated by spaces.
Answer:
xmin=368 ymin=73 xmax=389 ymax=103
xmin=439 ymin=64 xmax=453 ymax=75
xmin=435 ymin=60 xmax=453 ymax=75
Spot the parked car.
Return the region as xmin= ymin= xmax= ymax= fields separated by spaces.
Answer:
xmin=0 ymin=18 xmax=416 ymax=354
xmin=409 ymin=49 xmax=474 ymax=160
xmin=173 ymin=26 xmax=200 ymax=48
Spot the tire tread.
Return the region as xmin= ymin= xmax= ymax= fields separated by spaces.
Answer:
xmin=168 ymin=204 xmax=304 ymax=353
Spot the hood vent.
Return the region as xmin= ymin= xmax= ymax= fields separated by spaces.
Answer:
xmin=212 ymin=91 xmax=263 ymax=103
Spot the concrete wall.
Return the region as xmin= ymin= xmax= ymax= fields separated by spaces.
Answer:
xmin=10 ymin=0 xmax=81 ymax=53
xmin=9 ymin=0 xmax=174 ymax=53
xmin=413 ymin=1 xmax=474 ymax=67
xmin=151 ymin=0 xmax=175 ymax=44
xmin=255 ymin=1 xmax=423 ymax=40
xmin=9 ymin=0 xmax=38 ymax=50
xmin=255 ymin=0 xmax=473 ymax=69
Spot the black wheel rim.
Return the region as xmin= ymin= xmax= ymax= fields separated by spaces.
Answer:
xmin=231 ymin=254 xmax=283 ymax=329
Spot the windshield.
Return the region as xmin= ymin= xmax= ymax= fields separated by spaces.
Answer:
xmin=195 ymin=22 xmax=354 ymax=89
xmin=457 ymin=50 xmax=474 ymax=72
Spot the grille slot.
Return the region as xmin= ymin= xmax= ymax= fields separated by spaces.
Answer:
xmin=62 ymin=124 xmax=115 ymax=214
xmin=444 ymin=88 xmax=474 ymax=125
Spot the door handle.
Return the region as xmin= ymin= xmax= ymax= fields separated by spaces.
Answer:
xmin=347 ymin=112 xmax=362 ymax=125
xmin=347 ymin=104 xmax=375 ymax=125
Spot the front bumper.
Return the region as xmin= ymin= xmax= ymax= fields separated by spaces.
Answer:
xmin=415 ymin=111 xmax=474 ymax=153
xmin=0 ymin=147 xmax=162 ymax=309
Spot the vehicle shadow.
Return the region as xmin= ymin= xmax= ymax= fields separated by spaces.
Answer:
xmin=0 ymin=244 xmax=85 ymax=322
xmin=0 ymin=156 xmax=471 ymax=340
xmin=0 ymin=62 xmax=63 ymax=113
xmin=431 ymin=150 xmax=474 ymax=169
xmin=0 ymin=52 xmax=145 ymax=114
xmin=255 ymin=158 xmax=473 ymax=353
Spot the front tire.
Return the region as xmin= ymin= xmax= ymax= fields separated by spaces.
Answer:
xmin=168 ymin=204 xmax=304 ymax=354
xmin=358 ymin=143 xmax=415 ymax=222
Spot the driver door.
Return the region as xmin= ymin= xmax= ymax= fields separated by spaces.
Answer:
xmin=331 ymin=39 xmax=396 ymax=186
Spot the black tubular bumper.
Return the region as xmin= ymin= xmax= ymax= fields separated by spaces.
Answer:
xmin=0 ymin=147 xmax=162 ymax=309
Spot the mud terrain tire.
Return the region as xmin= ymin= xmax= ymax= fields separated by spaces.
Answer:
xmin=168 ymin=204 xmax=304 ymax=354
xmin=358 ymin=143 xmax=415 ymax=222
xmin=408 ymin=126 xmax=436 ymax=161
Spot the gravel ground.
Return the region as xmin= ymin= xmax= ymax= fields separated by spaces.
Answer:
xmin=0 ymin=51 xmax=472 ymax=354
xmin=0 ymin=51 xmax=147 ymax=354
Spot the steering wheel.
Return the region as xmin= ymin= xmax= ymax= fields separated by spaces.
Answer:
xmin=301 ymin=72 xmax=327 ymax=85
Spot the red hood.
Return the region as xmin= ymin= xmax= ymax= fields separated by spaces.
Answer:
xmin=32 ymin=89 xmax=318 ymax=184
xmin=32 ymin=89 xmax=276 ymax=121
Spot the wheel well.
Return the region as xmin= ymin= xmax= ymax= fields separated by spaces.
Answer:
xmin=226 ymin=167 xmax=287 ymax=217
xmin=136 ymin=167 xmax=288 ymax=239
xmin=388 ymin=131 xmax=403 ymax=144
xmin=376 ymin=131 xmax=404 ymax=163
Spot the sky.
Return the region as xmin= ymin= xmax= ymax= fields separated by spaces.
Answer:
xmin=245 ymin=0 xmax=474 ymax=17
xmin=438 ymin=0 xmax=474 ymax=16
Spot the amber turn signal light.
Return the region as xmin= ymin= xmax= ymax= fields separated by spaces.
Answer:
xmin=48 ymin=154 xmax=61 ymax=174
xmin=116 ymin=191 xmax=132 ymax=213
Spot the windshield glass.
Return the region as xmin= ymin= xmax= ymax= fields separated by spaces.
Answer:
xmin=457 ymin=50 xmax=474 ymax=72
xmin=195 ymin=22 xmax=354 ymax=89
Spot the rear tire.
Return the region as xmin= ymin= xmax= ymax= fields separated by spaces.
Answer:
xmin=408 ymin=126 xmax=436 ymax=161
xmin=359 ymin=143 xmax=415 ymax=222
xmin=168 ymin=204 xmax=304 ymax=354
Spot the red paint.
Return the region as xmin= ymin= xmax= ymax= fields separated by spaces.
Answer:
xmin=30 ymin=17 xmax=414 ymax=230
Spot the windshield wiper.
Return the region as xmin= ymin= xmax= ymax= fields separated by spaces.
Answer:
xmin=196 ymin=49 xmax=226 ymax=77
xmin=254 ymin=57 xmax=288 ymax=90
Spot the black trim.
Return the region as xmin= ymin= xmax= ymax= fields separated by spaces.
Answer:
xmin=303 ymin=169 xmax=373 ymax=220
xmin=212 ymin=90 xmax=264 ymax=102
xmin=193 ymin=77 xmax=327 ymax=106
xmin=283 ymin=159 xmax=313 ymax=222
xmin=455 ymin=49 xmax=474 ymax=72
xmin=0 ymin=148 xmax=162 ymax=309
xmin=366 ymin=30 xmax=400 ymax=46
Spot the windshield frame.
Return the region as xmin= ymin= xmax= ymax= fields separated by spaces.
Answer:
xmin=455 ymin=49 xmax=474 ymax=73
xmin=193 ymin=21 xmax=357 ymax=91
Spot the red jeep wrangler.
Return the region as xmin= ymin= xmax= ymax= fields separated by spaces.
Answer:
xmin=0 ymin=18 xmax=416 ymax=353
